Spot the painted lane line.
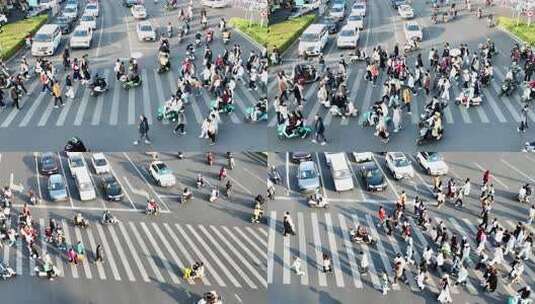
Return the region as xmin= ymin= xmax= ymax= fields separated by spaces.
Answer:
xmin=128 ymin=88 xmax=136 ymax=125
xmin=296 ymin=212 xmax=309 ymax=285
xmin=152 ymin=223 xmax=187 ymax=282
xmin=95 ymin=223 xmax=121 ymax=280
xmin=324 ymin=213 xmax=345 ymax=287
xmin=73 ymin=85 xmax=91 ymax=126
xmin=91 ymin=70 xmax=111 ymax=125
xmin=500 ymin=159 xmax=535 ymax=184
xmin=117 ymin=222 xmax=148 ymax=282
xmin=109 ymin=74 xmax=121 ymax=125
xmin=311 ymin=212 xmax=327 ymax=286
xmin=473 ymin=162 xmax=510 ymax=190
xmin=267 ymin=211 xmax=276 ymax=284
xmin=141 ymin=69 xmax=153 ymax=124
xmin=338 ymin=214 xmax=363 ymax=288
xmin=282 ymin=229 xmax=291 ymax=284
xmin=62 ymin=220 xmax=79 ymax=278
xmin=74 ymin=227 xmax=93 ymax=279
xmin=231 ymin=226 xmax=267 ymax=259
xmin=141 ymin=222 xmax=180 ymax=283
xmin=315 ymin=152 xmax=327 ymax=198
xmin=129 ymin=221 xmax=165 ymax=282
xmin=285 ymin=153 xmax=291 ymax=195
xmin=108 ymin=224 xmax=136 ymax=281
xmin=57 ymin=153 xmax=74 ymax=209
xmin=109 ymin=167 xmax=137 ymax=210
xmin=86 ymin=225 xmax=107 ymax=280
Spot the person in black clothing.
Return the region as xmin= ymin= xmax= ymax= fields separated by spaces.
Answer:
xmin=312 ymin=115 xmax=326 ymax=145
xmin=10 ymin=86 xmax=20 ymax=110
xmin=517 ymin=286 xmax=531 ymax=301
xmin=0 ymin=88 xmax=4 ymax=107
xmin=63 ymin=48 xmax=70 ymax=71
xmin=134 ymin=115 xmax=151 ymax=145
xmin=94 ymin=244 xmax=104 ymax=263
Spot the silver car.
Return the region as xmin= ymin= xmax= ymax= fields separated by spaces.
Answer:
xmin=297 ymin=161 xmax=321 ymax=192
xmin=48 ymin=174 xmax=68 ymax=201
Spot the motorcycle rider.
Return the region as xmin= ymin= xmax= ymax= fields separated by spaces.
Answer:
xmin=91 ymin=73 xmax=107 ymax=91
xmin=73 ymin=213 xmax=88 ymax=227
xmin=146 ymin=199 xmax=159 ymax=215
xmin=518 ymin=184 xmax=532 ymax=204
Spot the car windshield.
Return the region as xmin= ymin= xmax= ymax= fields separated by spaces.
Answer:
xmin=349 ymin=15 xmax=362 ymax=20
xmin=340 ymin=29 xmax=355 ymax=36
xmin=80 ymin=182 xmax=92 ymax=191
xmin=354 ymin=4 xmax=364 ymax=9
xmin=155 ymin=163 xmax=170 ymax=173
xmin=300 ymin=169 xmax=317 ymax=179
xmin=407 ymin=24 xmax=419 ymax=31
xmin=86 ymin=4 xmax=96 ymax=9
xmin=64 ymin=7 xmax=76 ymax=12
xmin=49 ymin=181 xmax=64 ymax=191
xmin=301 ymin=32 xmax=319 ymax=42
xmin=94 ymin=158 xmax=107 ymax=166
xmin=334 ymin=169 xmax=351 ymax=179
xmin=331 ymin=6 xmax=343 ymax=12
xmin=140 ymin=25 xmax=152 ymax=31
xmin=71 ymin=158 xmax=84 ymax=167
xmin=33 ymin=33 xmax=52 ymax=42
xmin=57 ymin=17 xmax=68 ymax=23
xmin=42 ymin=157 xmax=55 ymax=166
xmin=427 ymin=153 xmax=441 ymax=161
xmin=81 ymin=15 xmax=93 ymax=21
xmin=394 ymin=158 xmax=410 ymax=167
xmin=365 ymin=168 xmax=380 ymax=178
xmin=106 ymin=181 xmax=119 ymax=189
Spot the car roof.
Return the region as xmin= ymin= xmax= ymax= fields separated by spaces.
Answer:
xmin=305 ymin=23 xmax=326 ymax=32
xmin=73 ymin=25 xmax=90 ymax=32
xmin=361 ymin=161 xmax=379 ymax=170
xmin=406 ymin=21 xmax=418 ymax=26
xmin=49 ymin=174 xmax=64 ymax=182
xmin=332 ymin=4 xmax=344 ymax=8
xmin=299 ymin=161 xmax=316 ymax=170
xmin=138 ymin=21 xmax=152 ymax=26
xmin=389 ymin=152 xmax=406 ymax=159
xmin=42 ymin=152 xmax=56 ymax=158
xmin=340 ymin=24 xmax=357 ymax=31
xmin=92 ymin=152 xmax=105 ymax=159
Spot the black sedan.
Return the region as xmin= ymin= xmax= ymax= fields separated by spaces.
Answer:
xmin=100 ymin=174 xmax=124 ymax=201
xmin=54 ymin=15 xmax=75 ymax=34
xmin=290 ymin=152 xmax=313 ymax=162
xmin=359 ymin=162 xmax=387 ymax=191
xmin=40 ymin=152 xmax=59 ymax=175
xmin=324 ymin=16 xmax=343 ymax=34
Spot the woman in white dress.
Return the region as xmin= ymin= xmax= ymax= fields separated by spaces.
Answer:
xmin=438 ymin=274 xmax=453 ymax=303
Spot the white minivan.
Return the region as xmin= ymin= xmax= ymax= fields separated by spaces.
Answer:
xmin=31 ymin=24 xmax=62 ymax=56
xmin=75 ymin=170 xmax=96 ymax=201
xmin=328 ymin=153 xmax=354 ymax=191
xmin=298 ymin=24 xmax=329 ymax=57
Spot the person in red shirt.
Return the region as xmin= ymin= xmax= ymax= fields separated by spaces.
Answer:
xmin=378 ymin=206 xmax=386 ymax=226
xmin=483 ymin=170 xmax=491 ymax=186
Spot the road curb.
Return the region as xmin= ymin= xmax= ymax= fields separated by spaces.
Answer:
xmin=231 ymin=26 xmax=266 ymax=52
xmin=496 ymin=25 xmax=523 ymax=45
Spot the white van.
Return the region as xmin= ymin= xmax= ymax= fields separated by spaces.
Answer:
xmin=328 ymin=153 xmax=354 ymax=191
xmin=31 ymin=24 xmax=62 ymax=56
xmin=75 ymin=170 xmax=96 ymax=201
xmin=298 ymin=24 xmax=329 ymax=57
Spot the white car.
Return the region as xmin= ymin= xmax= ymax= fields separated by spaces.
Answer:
xmin=131 ymin=5 xmax=147 ymax=19
xmin=398 ymin=4 xmax=414 ymax=19
xmin=351 ymin=2 xmax=366 ymax=16
xmin=416 ymin=152 xmax=448 ymax=176
xmin=67 ymin=152 xmax=87 ymax=178
xmin=62 ymin=4 xmax=78 ymax=20
xmin=70 ymin=25 xmax=92 ymax=49
xmin=91 ymin=153 xmax=110 ymax=174
xmin=353 ymin=152 xmax=373 ymax=163
xmin=337 ymin=25 xmax=359 ymax=48
xmin=385 ymin=152 xmax=414 ymax=180
xmin=346 ymin=13 xmax=364 ymax=30
xmin=80 ymin=14 xmax=97 ymax=30
xmin=202 ymin=0 xmax=228 ymax=8
xmin=39 ymin=0 xmax=57 ymax=10
xmin=404 ymin=21 xmax=423 ymax=41
xmin=329 ymin=4 xmax=345 ymax=20
xmin=149 ymin=161 xmax=176 ymax=187
xmin=136 ymin=21 xmax=156 ymax=41
xmin=84 ymin=2 xmax=99 ymax=17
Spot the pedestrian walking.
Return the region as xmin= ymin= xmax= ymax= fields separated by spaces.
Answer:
xmin=52 ymin=81 xmax=64 ymax=108
xmin=65 ymin=74 xmax=75 ymax=99
xmin=455 ymin=264 xmax=469 ymax=287
xmin=134 ymin=115 xmax=151 ymax=145
xmin=173 ymin=111 xmax=187 ymax=135
xmin=438 ymin=275 xmax=453 ymax=303
xmin=283 ymin=211 xmax=296 ymax=237
xmin=381 ymin=272 xmax=390 ymax=295
xmin=359 ymin=251 xmax=369 ymax=274
xmin=291 ymin=256 xmax=305 ymax=276
xmin=312 ymin=115 xmax=327 ymax=145
xmin=518 ymin=103 xmax=529 ymax=133
xmin=322 ymin=253 xmax=333 ymax=273
xmin=94 ymin=244 xmax=104 ymax=263
xmin=527 ymin=205 xmax=535 ymax=225
xmin=10 ymin=86 xmax=20 ymax=110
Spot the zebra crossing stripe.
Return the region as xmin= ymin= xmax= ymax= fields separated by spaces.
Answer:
xmin=96 ymin=223 xmax=121 ymax=281
xmin=257 ymin=227 xmax=268 ymax=238
xmin=109 ymin=75 xmax=121 ymax=125
xmin=311 ymin=212 xmax=328 ymax=287
xmin=324 ymin=213 xmax=345 ymax=287
xmin=164 ymin=223 xmax=210 ymax=285
xmin=37 ymin=96 xmax=55 ymax=127
xmin=305 ymin=83 xmax=322 ymax=125
xmin=175 ymin=223 xmax=226 ymax=287
xmin=230 ymin=226 xmax=267 ymax=260
xmin=268 ymin=113 xmax=278 ymax=127
xmin=458 ymin=106 xmax=473 ymax=124
xmin=475 ymin=104 xmax=490 ymax=123
xmin=91 ymin=70 xmax=111 ymax=125
xmin=74 ymin=227 xmax=93 ymax=279
xmin=0 ymin=80 xmax=38 ymax=127
xmin=141 ymin=69 xmax=153 ymax=125
xmin=73 ymin=85 xmax=91 ymax=126
xmin=282 ymin=230 xmax=291 ymax=284
xmin=117 ymin=222 xmax=147 ymax=282
xmin=406 ymin=218 xmax=439 ymax=293
xmin=128 ymin=88 xmax=136 ymax=125
xmin=151 ymin=223 xmax=187 ymax=282
xmin=129 ymin=221 xmax=165 ymax=282
xmin=208 ymin=225 xmax=266 ymax=288
xmin=483 ymin=88 xmax=507 ymax=123
xmin=193 ymin=224 xmax=245 ymax=288
xmin=350 ymin=214 xmax=381 ymax=290
xmin=57 ymin=83 xmax=80 ymax=126
xmin=15 ymin=238 xmax=23 ymax=275
xmin=365 ymin=214 xmax=400 ymax=290
xmin=489 ymin=80 xmax=521 ymax=122
xmin=411 ymin=95 xmax=419 ymax=124
xmin=338 ymin=214 xmax=363 ymax=288
xmin=17 ymin=90 xmax=47 ymax=127
xmin=86 ymin=225 xmax=107 ymax=280
xmin=107 ymin=225 xmax=136 ymax=282
xmin=501 ymin=220 xmax=535 ymax=283
xmin=62 ymin=220 xmax=79 ymax=278
xmin=140 ymin=222 xmax=180 ymax=284
xmin=155 ymin=70 xmax=169 ymax=125
xmin=220 ymin=227 xmax=263 ymax=269
xmin=297 ymin=213 xmax=309 ymax=285
xmin=35 ymin=218 xmax=48 ymax=277
xmin=3 ymin=234 xmax=9 ymax=267
xmin=245 ymin=226 xmax=266 ymax=245
xmin=494 ymin=69 xmax=534 ymax=122
xmin=267 ymin=211 xmax=276 ymax=285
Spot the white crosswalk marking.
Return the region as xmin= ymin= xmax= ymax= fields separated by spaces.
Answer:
xmin=161 ymin=223 xmax=206 ymax=285
xmin=306 ymin=84 xmax=322 ymax=125
xmin=129 ymin=221 xmax=164 ymax=282
xmin=74 ymin=227 xmax=92 ymax=279
xmin=117 ymin=222 xmax=148 ymax=282
xmin=37 ymin=95 xmax=55 ymax=126
xmin=175 ymin=223 xmax=226 ymax=287
xmin=245 ymin=226 xmax=265 ymax=245
xmin=62 ymin=220 xmax=79 ymax=278
xmin=383 ymin=224 xmax=419 ymax=291
xmin=36 ymin=218 xmax=48 ymax=277
xmin=208 ymin=225 xmax=266 ymax=288
xmin=190 ymin=224 xmax=243 ymax=287
xmin=140 ymin=222 xmax=179 ymax=283
xmin=310 ymin=212 xmax=327 ymax=286
xmin=91 ymin=70 xmax=111 ymax=125
xmin=57 ymin=83 xmax=80 ymax=126
xmin=96 ymin=223 xmax=121 ymax=281
xmin=128 ymin=88 xmax=136 ymax=125
xmin=15 ymin=238 xmax=23 ymax=275
xmin=109 ymin=75 xmax=121 ymax=125
xmin=494 ymin=68 xmax=535 ymax=122
xmin=365 ymin=214 xmax=400 ymax=290
xmin=475 ymin=105 xmax=490 ymax=123
xmin=107 ymin=225 xmax=136 ymax=282
xmin=351 ymin=214 xmax=381 ymax=290
xmin=296 ymin=213 xmax=309 ymax=285
xmin=73 ymin=85 xmax=91 ymax=126
xmin=338 ymin=214 xmax=362 ymax=288
xmin=267 ymin=211 xmax=276 ymax=284
xmin=458 ymin=106 xmax=473 ymax=124
xmin=489 ymin=74 xmax=521 ymax=122
xmin=282 ymin=231 xmax=291 ymax=284
xmin=219 ymin=226 xmax=263 ymax=269
xmin=407 ymin=218 xmax=439 ymax=294
xmin=17 ymin=90 xmax=47 ymax=127
xmin=0 ymin=81 xmax=39 ymax=127
xmin=324 ymin=213 xmax=345 ymax=287
xmin=411 ymin=95 xmax=419 ymax=124
xmin=483 ymin=88 xmax=507 ymax=123
xmin=86 ymin=226 xmax=107 ymax=280
xmin=141 ymin=69 xmax=153 ymax=124
xmin=151 ymin=223 xmax=186 ymax=282
xmin=2 ymin=235 xmax=9 ymax=265
xmin=229 ymin=226 xmax=267 ymax=261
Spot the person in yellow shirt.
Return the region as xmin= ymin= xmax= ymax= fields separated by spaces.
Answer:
xmin=52 ymin=81 xmax=64 ymax=108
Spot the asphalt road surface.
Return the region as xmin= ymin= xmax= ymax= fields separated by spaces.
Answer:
xmin=266 ymin=152 xmax=535 ymax=304
xmin=268 ymin=1 xmax=533 ymax=152
xmin=0 ymin=1 xmax=266 ymax=151
xmin=0 ymin=152 xmax=268 ymax=304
